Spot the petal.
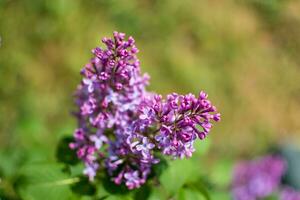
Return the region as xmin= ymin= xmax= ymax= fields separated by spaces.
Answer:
xmin=89 ymin=85 xmax=94 ymax=93
xmin=139 ymin=114 xmax=147 ymax=120
xmin=83 ymin=78 xmax=91 ymax=85
xmin=124 ymin=173 xmax=130 ymax=179
xmin=131 ymin=141 xmax=139 ymax=148
xmin=136 ymin=145 xmax=143 ymax=151
xmin=142 ymin=137 xmax=148 ymax=144
xmin=147 ymin=143 xmax=155 ymax=149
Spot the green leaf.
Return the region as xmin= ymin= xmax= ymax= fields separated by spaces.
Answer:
xmin=134 ymin=184 xmax=151 ymax=200
xmin=103 ymin=196 xmax=133 ymax=200
xmin=185 ymin=181 xmax=211 ymax=200
xmin=16 ymin=163 xmax=78 ymax=200
xmin=0 ymin=149 xmax=26 ymax=178
xmin=96 ymin=176 xmax=133 ymax=199
xmin=149 ymin=155 xmax=169 ymax=179
xmin=264 ymin=194 xmax=278 ymax=200
xmin=209 ymin=158 xmax=233 ymax=187
xmin=96 ymin=180 xmax=110 ymax=199
xmin=56 ymin=136 xmax=79 ymax=165
xmin=159 ymin=158 xmax=198 ymax=195
xmin=193 ymin=137 xmax=211 ymax=157
xmin=210 ymin=191 xmax=231 ymax=200
xmin=71 ymin=176 xmax=96 ymax=196
xmin=69 ymin=163 xmax=84 ymax=177
xmin=98 ymin=196 xmax=109 ymax=200
xmin=176 ymin=188 xmax=206 ymax=200
xmin=147 ymin=185 xmax=169 ymax=200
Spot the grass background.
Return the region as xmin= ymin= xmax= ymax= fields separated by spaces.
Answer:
xmin=0 ymin=0 xmax=300 ymax=198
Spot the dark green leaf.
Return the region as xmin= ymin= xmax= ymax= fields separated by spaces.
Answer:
xmin=56 ymin=136 xmax=79 ymax=165
xmin=134 ymin=184 xmax=151 ymax=200
xmin=71 ymin=176 xmax=96 ymax=196
xmin=101 ymin=175 xmax=131 ymax=195
xmin=149 ymin=155 xmax=168 ymax=179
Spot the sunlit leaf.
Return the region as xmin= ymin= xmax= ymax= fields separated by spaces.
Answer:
xmin=159 ymin=158 xmax=198 ymax=195
xmin=210 ymin=158 xmax=233 ymax=187
xmin=185 ymin=181 xmax=211 ymax=200
xmin=210 ymin=191 xmax=231 ymax=200
xmin=16 ymin=163 xmax=78 ymax=200
xmin=193 ymin=137 xmax=211 ymax=157
xmin=176 ymin=187 xmax=206 ymax=200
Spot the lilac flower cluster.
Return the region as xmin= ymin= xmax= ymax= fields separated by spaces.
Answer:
xmin=70 ymin=32 xmax=220 ymax=189
xmin=232 ymin=155 xmax=286 ymax=200
xmin=232 ymin=155 xmax=300 ymax=200
xmin=137 ymin=92 xmax=220 ymax=159
xmin=280 ymin=187 xmax=300 ymax=200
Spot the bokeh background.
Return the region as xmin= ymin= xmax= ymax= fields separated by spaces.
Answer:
xmin=1 ymin=0 xmax=300 ymax=199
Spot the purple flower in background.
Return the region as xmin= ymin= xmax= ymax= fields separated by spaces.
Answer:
xmin=232 ymin=155 xmax=287 ymax=200
xmin=70 ymin=32 xmax=220 ymax=189
xmin=280 ymin=187 xmax=300 ymax=200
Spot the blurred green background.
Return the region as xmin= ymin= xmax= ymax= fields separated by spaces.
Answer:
xmin=0 ymin=0 xmax=300 ymax=198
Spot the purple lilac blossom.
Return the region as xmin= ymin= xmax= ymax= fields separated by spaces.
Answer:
xmin=136 ymin=92 xmax=220 ymax=159
xmin=232 ymin=155 xmax=287 ymax=200
xmin=280 ymin=187 xmax=300 ymax=200
xmin=70 ymin=32 xmax=220 ymax=189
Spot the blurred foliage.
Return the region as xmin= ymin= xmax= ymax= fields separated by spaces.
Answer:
xmin=1 ymin=0 xmax=300 ymax=199
xmin=15 ymin=163 xmax=76 ymax=200
xmin=280 ymin=145 xmax=300 ymax=190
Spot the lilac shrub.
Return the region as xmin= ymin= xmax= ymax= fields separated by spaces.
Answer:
xmin=232 ymin=155 xmax=300 ymax=200
xmin=69 ymin=32 xmax=220 ymax=189
xmin=232 ymin=155 xmax=286 ymax=200
xmin=280 ymin=187 xmax=300 ymax=200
